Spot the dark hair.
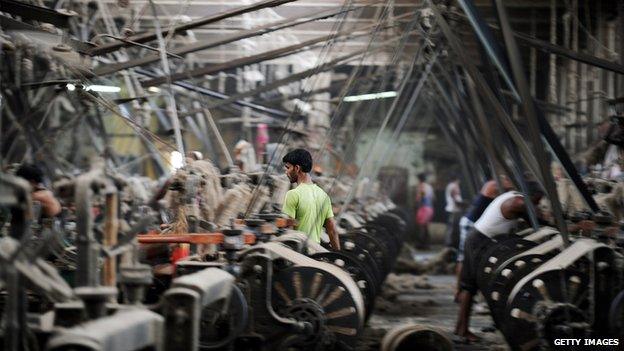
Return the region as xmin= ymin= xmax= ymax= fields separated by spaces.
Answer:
xmin=525 ymin=180 xmax=544 ymax=197
xmin=15 ymin=163 xmax=44 ymax=184
xmin=417 ymin=173 xmax=427 ymax=182
xmin=283 ymin=149 xmax=313 ymax=173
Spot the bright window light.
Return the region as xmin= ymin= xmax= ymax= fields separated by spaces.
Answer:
xmin=343 ymin=91 xmax=397 ymax=102
xmin=170 ymin=151 xmax=184 ymax=171
xmin=85 ymin=85 xmax=121 ymax=93
xmin=66 ymin=83 xmax=76 ymax=91
xmin=147 ymin=87 xmax=161 ymax=93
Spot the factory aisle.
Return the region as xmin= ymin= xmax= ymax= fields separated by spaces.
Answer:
xmin=357 ymin=250 xmax=509 ymax=350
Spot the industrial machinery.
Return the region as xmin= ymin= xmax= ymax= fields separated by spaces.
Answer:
xmin=473 ymin=221 xmax=624 ymax=351
xmin=0 ymin=162 xmax=407 ymax=351
xmin=138 ymin=204 xmax=407 ymax=350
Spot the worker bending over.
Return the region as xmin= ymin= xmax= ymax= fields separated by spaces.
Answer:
xmin=455 ymin=177 xmax=514 ymax=297
xmin=455 ymin=181 xmax=544 ymax=342
xmin=282 ymin=149 xmax=340 ymax=250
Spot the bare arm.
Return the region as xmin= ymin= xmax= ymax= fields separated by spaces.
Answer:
xmin=324 ymin=217 xmax=340 ymax=251
xmin=500 ymin=196 xmax=526 ymax=220
xmin=32 ymin=190 xmax=61 ymax=217
xmin=451 ymin=184 xmax=463 ymax=204
xmin=481 ymin=180 xmax=500 ymax=198
xmin=503 ymin=196 xmax=549 ymax=224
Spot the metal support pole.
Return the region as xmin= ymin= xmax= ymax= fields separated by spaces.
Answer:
xmin=530 ymin=8 xmax=537 ymax=96
xmin=75 ymin=173 xmax=101 ymax=287
xmin=495 ymin=0 xmax=570 ymax=244
xmin=149 ymin=0 xmax=185 ymax=164
xmin=203 ymin=109 xmax=234 ymax=168
xmin=103 ymin=192 xmax=119 ymax=288
xmin=429 ymin=2 xmax=544 ymax=186
xmin=548 ymin=0 xmax=559 ymax=135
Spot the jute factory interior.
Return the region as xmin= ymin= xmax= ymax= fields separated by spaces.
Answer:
xmin=1 ymin=0 xmax=624 ymax=350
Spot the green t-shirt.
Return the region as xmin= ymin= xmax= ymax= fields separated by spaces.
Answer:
xmin=282 ymin=183 xmax=334 ymax=243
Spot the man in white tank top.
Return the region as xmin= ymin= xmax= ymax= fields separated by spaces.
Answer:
xmin=455 ymin=181 xmax=545 ymax=342
xmin=444 ymin=175 xmax=464 ymax=251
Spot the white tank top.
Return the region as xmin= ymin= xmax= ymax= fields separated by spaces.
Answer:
xmin=445 ymin=182 xmax=462 ymax=212
xmin=474 ymin=191 xmax=523 ymax=237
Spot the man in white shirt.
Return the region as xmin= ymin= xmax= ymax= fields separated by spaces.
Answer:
xmin=444 ymin=175 xmax=464 ymax=252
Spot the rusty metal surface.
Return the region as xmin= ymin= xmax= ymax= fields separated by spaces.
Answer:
xmin=244 ymin=241 xmax=366 ymax=324
xmin=506 ymin=238 xmax=608 ymax=306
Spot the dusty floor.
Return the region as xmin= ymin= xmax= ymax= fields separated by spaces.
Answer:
xmin=356 ymin=250 xmax=510 ymax=351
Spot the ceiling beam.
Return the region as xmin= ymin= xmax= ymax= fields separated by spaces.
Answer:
xmin=203 ymin=40 xmax=397 ymax=110
xmin=87 ymin=0 xmax=298 ymax=56
xmin=135 ymin=69 xmax=295 ymax=119
xmin=2 ymin=0 xmax=75 ymax=28
xmin=141 ymin=13 xmax=412 ymax=87
xmin=94 ymin=2 xmax=375 ymax=75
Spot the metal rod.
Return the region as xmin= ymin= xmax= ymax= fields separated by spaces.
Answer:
xmin=1 ymin=0 xmax=74 ymax=28
xmin=103 ymin=192 xmax=118 ymax=288
xmin=430 ymin=2 xmax=544 ymax=187
xmin=495 ymin=0 xmax=569 ymax=243
xmin=456 ymin=0 xmax=521 ymax=100
xmin=455 ymin=11 xmax=624 ymax=76
xmin=141 ymin=16 xmax=410 ymax=87
xmin=87 ymin=0 xmax=298 ymax=56
xmin=136 ymin=69 xmax=294 ymax=118
xmin=434 ymin=107 xmax=478 ymax=199
xmin=203 ymin=108 xmax=234 ymax=168
xmin=203 ymin=43 xmax=397 ymax=111
xmin=94 ymin=3 xmax=373 ymax=75
xmin=148 ymin=0 xmax=186 ymax=165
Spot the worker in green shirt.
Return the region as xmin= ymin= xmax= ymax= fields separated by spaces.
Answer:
xmin=282 ymin=149 xmax=340 ymax=250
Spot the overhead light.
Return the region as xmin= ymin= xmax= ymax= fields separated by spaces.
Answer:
xmin=343 ymin=91 xmax=397 ymax=102
xmin=147 ymin=87 xmax=161 ymax=93
xmin=66 ymin=83 xmax=76 ymax=91
xmin=170 ymin=151 xmax=184 ymax=171
xmin=85 ymin=85 xmax=121 ymax=93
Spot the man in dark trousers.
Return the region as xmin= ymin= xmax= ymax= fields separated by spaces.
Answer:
xmin=282 ymin=149 xmax=340 ymax=250
xmin=455 ymin=181 xmax=544 ymax=342
xmin=455 ymin=177 xmax=514 ymax=298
